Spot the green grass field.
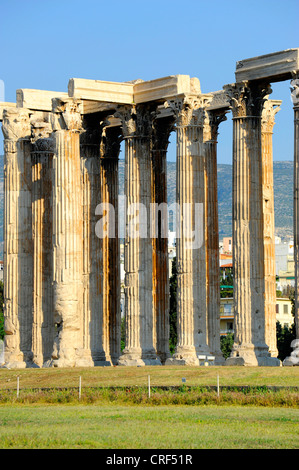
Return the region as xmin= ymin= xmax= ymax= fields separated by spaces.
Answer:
xmin=1 ymin=365 xmax=298 ymax=389
xmin=0 ymin=366 xmax=298 ymax=449
xmin=0 ymin=403 xmax=298 ymax=449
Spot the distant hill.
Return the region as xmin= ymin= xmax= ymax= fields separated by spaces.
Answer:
xmin=118 ymin=159 xmax=294 ymax=240
xmin=0 ymin=157 xmax=294 ymax=259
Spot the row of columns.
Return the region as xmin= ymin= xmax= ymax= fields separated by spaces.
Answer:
xmin=1 ymin=78 xmax=298 ymax=368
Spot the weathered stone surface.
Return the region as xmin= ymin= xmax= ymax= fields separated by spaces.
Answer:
xmin=16 ymin=89 xmax=68 ymax=112
xmin=283 ymin=339 xmax=299 ymax=366
xmin=0 ymin=102 xmax=16 ymax=121
xmin=284 ymin=75 xmax=299 ymax=365
xmin=165 ymin=95 xmax=212 ymax=366
xmin=68 ymin=75 xmax=201 ymax=106
xmin=224 ymin=82 xmax=280 ymax=367
xmin=262 ymin=99 xmax=281 ymax=358
xmin=117 ymin=104 xmax=162 ymax=366
xmin=235 ymin=49 xmax=299 ymax=83
xmin=2 ymin=108 xmax=33 ymax=368
xmin=3 ymin=56 xmax=295 ymax=368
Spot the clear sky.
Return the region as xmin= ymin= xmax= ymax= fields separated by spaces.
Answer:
xmin=0 ymin=0 xmax=298 ymax=163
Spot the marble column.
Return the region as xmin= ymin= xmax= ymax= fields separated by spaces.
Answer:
xmin=165 ymin=96 xmax=211 ymax=365
xmin=261 ymin=100 xmax=281 ymax=359
xmin=117 ymin=104 xmax=161 ymax=366
xmin=31 ymin=117 xmax=55 ymax=367
xmin=100 ymin=125 xmax=122 ymax=365
xmin=50 ymin=98 xmax=86 ymax=367
xmin=224 ymin=81 xmax=280 ymax=366
xmin=80 ymin=114 xmax=110 ymax=366
xmin=2 ymin=108 xmax=33 ymax=368
xmin=284 ymin=75 xmax=299 ymax=365
xmin=204 ymin=109 xmax=228 ymax=365
xmin=151 ymin=115 xmax=174 ymax=364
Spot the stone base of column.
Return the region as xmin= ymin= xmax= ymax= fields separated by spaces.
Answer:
xmin=32 ymin=354 xmax=53 ymax=368
xmin=165 ymin=347 xmax=204 ymax=366
xmin=282 ymin=340 xmax=299 ymax=366
xmin=1 ymin=361 xmax=28 ymax=369
xmin=157 ymin=351 xmax=171 ymax=365
xmin=226 ymin=344 xmax=281 ymax=366
xmin=118 ymin=348 xmax=162 ymax=366
xmin=1 ymin=346 xmax=37 ymax=368
xmin=213 ymin=352 xmax=226 ymax=366
xmin=1 ymin=355 xmax=37 ymax=369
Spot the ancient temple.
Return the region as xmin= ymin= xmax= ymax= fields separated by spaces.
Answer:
xmin=0 ymin=49 xmax=298 ymax=368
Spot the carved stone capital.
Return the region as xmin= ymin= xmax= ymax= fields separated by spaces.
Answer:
xmin=51 ymin=98 xmax=82 ymax=132
xmin=224 ymin=81 xmax=272 ymax=118
xmin=115 ymin=103 xmax=159 ymax=139
xmin=2 ymin=107 xmax=31 ymax=142
xmin=101 ymin=126 xmax=123 ymax=159
xmin=204 ymin=108 xmax=228 ymax=142
xmin=115 ymin=105 xmax=137 ymax=137
xmin=261 ymin=100 xmax=282 ymax=133
xmin=151 ymin=115 xmax=175 ymax=152
xmin=165 ymin=94 xmax=212 ymax=127
xmin=291 ymin=77 xmax=299 ymax=108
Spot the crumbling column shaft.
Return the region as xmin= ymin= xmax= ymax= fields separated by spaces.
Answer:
xmin=261 ymin=100 xmax=281 ymax=358
xmin=2 ymin=108 xmax=33 ymax=368
xmin=284 ymin=76 xmax=299 ymax=365
xmin=204 ymin=109 xmax=227 ymax=364
xmin=31 ymin=135 xmax=55 ymax=367
xmin=151 ymin=116 xmax=174 ymax=364
xmin=293 ymin=90 xmax=299 ymax=340
xmin=118 ymin=105 xmax=161 ymax=366
xmin=224 ymin=82 xmax=280 ymax=366
xmin=51 ymin=128 xmax=84 ymax=367
xmin=100 ymin=127 xmax=121 ymax=365
xmin=166 ymin=97 xmax=211 ymax=365
xmin=81 ymin=141 xmax=108 ymax=365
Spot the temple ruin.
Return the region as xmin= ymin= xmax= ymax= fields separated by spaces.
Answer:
xmin=0 ymin=49 xmax=299 ymax=368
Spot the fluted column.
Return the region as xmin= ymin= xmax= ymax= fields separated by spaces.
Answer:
xmin=2 ymin=108 xmax=33 ymax=368
xmin=80 ymin=115 xmax=110 ymax=366
xmin=117 ymin=104 xmax=161 ymax=366
xmin=284 ymin=75 xmax=299 ymax=365
xmin=165 ymin=96 xmax=211 ymax=365
xmin=100 ymin=125 xmax=122 ymax=364
xmin=151 ymin=116 xmax=174 ymax=363
xmin=204 ymin=109 xmax=227 ymax=365
xmin=224 ymin=81 xmax=280 ymax=366
xmin=31 ymin=118 xmax=55 ymax=366
xmin=50 ymin=98 xmax=86 ymax=367
xmin=261 ymin=100 xmax=281 ymax=358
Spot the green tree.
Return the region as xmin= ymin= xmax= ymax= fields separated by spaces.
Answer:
xmin=276 ymin=321 xmax=296 ymax=361
xmin=220 ymin=333 xmax=234 ymax=359
xmin=169 ymin=257 xmax=177 ymax=355
xmin=0 ymin=281 xmax=4 ymax=340
xmin=121 ymin=316 xmax=126 ymax=352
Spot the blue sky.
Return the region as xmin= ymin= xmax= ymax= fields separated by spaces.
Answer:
xmin=0 ymin=0 xmax=298 ymax=163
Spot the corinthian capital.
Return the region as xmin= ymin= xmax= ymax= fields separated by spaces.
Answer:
xmin=224 ymin=81 xmax=272 ymax=118
xmin=115 ymin=105 xmax=137 ymax=138
xmin=51 ymin=98 xmax=82 ymax=132
xmin=203 ymin=108 xmax=228 ymax=142
xmin=261 ymin=99 xmax=282 ymax=133
xmin=2 ymin=108 xmax=31 ymax=141
xmin=115 ymin=103 xmax=159 ymax=138
xmin=165 ymin=94 xmax=212 ymax=127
